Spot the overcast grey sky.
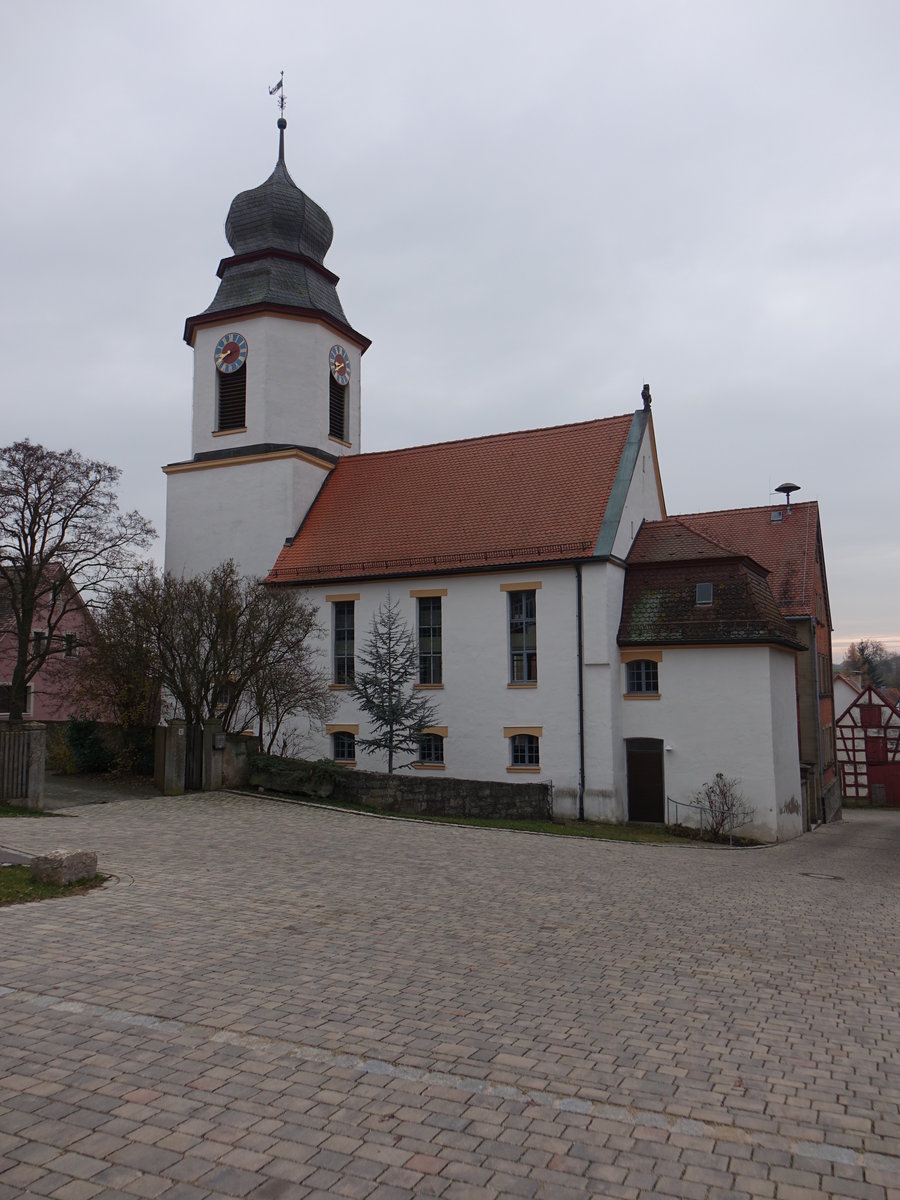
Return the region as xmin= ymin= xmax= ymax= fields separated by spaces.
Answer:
xmin=2 ymin=0 xmax=897 ymax=657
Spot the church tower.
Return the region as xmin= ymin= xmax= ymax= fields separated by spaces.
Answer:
xmin=163 ymin=116 xmax=370 ymax=580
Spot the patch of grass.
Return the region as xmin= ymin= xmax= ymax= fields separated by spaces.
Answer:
xmin=0 ymin=802 xmax=61 ymax=819
xmin=669 ymin=822 xmax=763 ymax=847
xmin=412 ymin=813 xmax=688 ymax=844
xmin=0 ymin=865 xmax=108 ymax=906
xmin=255 ymin=789 xmax=693 ymax=845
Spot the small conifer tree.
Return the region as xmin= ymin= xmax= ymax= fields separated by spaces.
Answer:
xmin=351 ymin=594 xmax=439 ymax=773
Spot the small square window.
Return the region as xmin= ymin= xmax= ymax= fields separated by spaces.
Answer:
xmin=510 ymin=733 xmax=540 ymax=767
xmin=0 ymin=685 xmax=32 ymax=717
xmin=627 ymin=660 xmax=659 ymax=694
xmin=333 ymin=731 xmax=355 ymax=761
xmin=65 ymin=634 xmax=78 ymax=658
xmin=859 ymin=704 xmax=882 ymax=729
xmin=418 ymin=733 xmax=444 ymax=764
xmin=696 ymin=582 xmax=713 ymax=606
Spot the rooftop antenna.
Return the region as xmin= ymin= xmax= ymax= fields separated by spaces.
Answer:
xmin=269 ymin=71 xmax=286 ymax=159
xmin=775 ymin=481 xmax=800 ymax=515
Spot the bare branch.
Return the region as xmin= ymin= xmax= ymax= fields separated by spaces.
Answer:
xmin=0 ymin=440 xmax=155 ymax=721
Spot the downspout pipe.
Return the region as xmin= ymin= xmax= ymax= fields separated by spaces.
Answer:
xmin=811 ymin=619 xmax=827 ymax=824
xmin=575 ymin=563 xmax=586 ymax=821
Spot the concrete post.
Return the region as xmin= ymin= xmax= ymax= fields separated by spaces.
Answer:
xmin=202 ymin=719 xmax=224 ymax=791
xmin=154 ymin=726 xmax=166 ymax=792
xmin=23 ymin=723 xmax=46 ymax=810
xmin=160 ymin=720 xmax=187 ymax=795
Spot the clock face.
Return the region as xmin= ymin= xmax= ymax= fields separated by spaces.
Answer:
xmin=329 ymin=344 xmax=351 ymax=386
xmin=214 ymin=332 xmax=248 ymax=374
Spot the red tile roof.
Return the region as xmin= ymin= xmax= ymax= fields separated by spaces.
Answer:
xmin=674 ymin=502 xmax=822 ymax=618
xmin=626 ymin=519 xmax=755 ymax=566
xmin=268 ymin=414 xmax=636 ymax=584
xmin=631 ymin=502 xmax=823 ymax=619
xmin=621 ymin=525 xmax=802 ymax=650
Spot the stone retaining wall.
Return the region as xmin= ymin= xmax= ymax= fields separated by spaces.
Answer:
xmin=249 ymin=758 xmax=551 ymax=820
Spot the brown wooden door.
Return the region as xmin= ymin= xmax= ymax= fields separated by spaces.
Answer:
xmin=868 ymin=765 xmax=900 ymax=806
xmin=626 ymin=738 xmax=665 ymax=822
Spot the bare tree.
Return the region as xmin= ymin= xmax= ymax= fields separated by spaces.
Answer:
xmin=79 ymin=562 xmax=333 ymax=746
xmin=68 ymin=571 xmax=162 ymax=733
xmin=842 ymin=639 xmax=890 ymax=689
xmin=694 ymin=773 xmax=754 ymax=838
xmin=0 ymin=441 xmax=155 ymax=721
xmin=350 ymin=594 xmax=439 ymax=773
xmin=236 ymin=656 xmax=334 ymax=755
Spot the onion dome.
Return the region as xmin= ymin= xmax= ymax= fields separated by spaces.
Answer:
xmin=185 ymin=119 xmax=368 ymax=348
xmin=224 ymin=129 xmax=334 ymax=263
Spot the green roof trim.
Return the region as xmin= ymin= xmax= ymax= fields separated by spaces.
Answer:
xmin=593 ymin=410 xmax=647 ymax=558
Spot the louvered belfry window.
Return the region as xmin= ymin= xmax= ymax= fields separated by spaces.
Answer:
xmin=218 ymin=363 xmax=246 ymax=430
xmin=329 ymin=374 xmax=347 ymax=441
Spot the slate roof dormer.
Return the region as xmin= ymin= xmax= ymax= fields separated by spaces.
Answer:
xmin=671 ymin=502 xmax=827 ymax=622
xmin=619 ymin=518 xmax=804 ymax=651
xmin=183 ymin=119 xmax=370 ymax=350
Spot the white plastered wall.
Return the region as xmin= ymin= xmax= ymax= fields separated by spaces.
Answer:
xmin=164 ymin=454 xmax=331 ymax=581
xmin=190 ymin=316 xmax=362 ymax=459
xmin=297 ymin=567 xmax=584 ymax=791
xmin=579 ymin=561 xmax=627 ymax=821
xmin=289 ymin=417 xmax=667 ymax=813
xmin=575 ymin=417 xmax=666 ymax=820
xmin=619 ymin=644 xmax=802 ymax=842
xmin=771 ymin=648 xmax=804 ymax=839
xmin=610 ymin=421 xmax=665 ymax=560
xmin=833 ymin=676 xmax=859 ymax=721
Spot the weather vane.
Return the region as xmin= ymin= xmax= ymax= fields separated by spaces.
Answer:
xmin=269 ymin=71 xmax=285 ymax=116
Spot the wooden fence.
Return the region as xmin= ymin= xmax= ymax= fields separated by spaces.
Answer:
xmin=0 ymin=723 xmax=46 ymax=806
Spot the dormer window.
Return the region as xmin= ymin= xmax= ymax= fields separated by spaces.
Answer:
xmin=696 ymin=582 xmax=713 ymax=606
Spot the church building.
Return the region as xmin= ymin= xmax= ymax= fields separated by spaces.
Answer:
xmin=164 ymin=118 xmax=836 ymax=841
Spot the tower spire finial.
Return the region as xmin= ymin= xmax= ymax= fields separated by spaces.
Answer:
xmin=269 ymin=71 xmax=286 ymax=161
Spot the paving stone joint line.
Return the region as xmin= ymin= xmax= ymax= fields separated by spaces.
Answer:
xmin=3 ymin=982 xmax=899 ymax=1182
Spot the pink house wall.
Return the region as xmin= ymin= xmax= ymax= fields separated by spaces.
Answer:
xmin=0 ymin=589 xmax=96 ymax=723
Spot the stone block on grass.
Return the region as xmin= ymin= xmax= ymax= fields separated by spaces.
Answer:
xmin=30 ymin=848 xmax=98 ymax=885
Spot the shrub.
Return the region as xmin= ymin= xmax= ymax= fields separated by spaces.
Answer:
xmin=116 ymin=726 xmax=155 ymax=776
xmin=694 ymin=773 xmax=753 ymax=837
xmin=46 ymin=725 xmax=77 ymax=776
xmin=66 ymin=720 xmax=116 ymax=775
xmin=248 ymin=753 xmax=348 ymax=800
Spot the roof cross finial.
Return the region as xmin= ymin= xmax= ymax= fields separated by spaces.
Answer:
xmin=269 ymin=71 xmax=286 ymax=161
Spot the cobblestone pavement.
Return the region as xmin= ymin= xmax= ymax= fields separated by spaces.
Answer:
xmin=1 ymin=796 xmax=899 ymax=1200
